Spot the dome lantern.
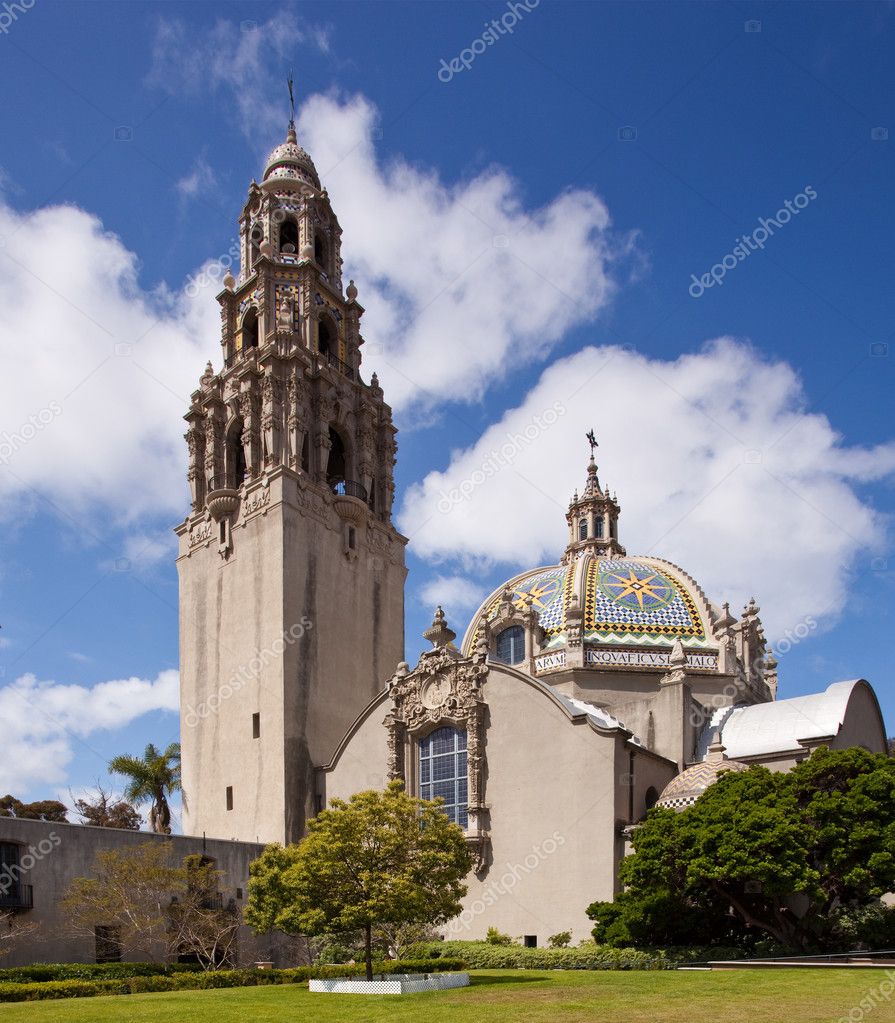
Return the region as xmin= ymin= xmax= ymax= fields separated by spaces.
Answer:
xmin=563 ymin=431 xmax=625 ymax=563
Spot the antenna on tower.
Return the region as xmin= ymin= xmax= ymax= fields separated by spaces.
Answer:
xmin=287 ymin=70 xmax=296 ymax=129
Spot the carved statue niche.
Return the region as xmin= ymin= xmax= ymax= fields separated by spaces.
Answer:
xmin=384 ymin=610 xmax=492 ymax=876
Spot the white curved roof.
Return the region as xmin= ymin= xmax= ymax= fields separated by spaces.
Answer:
xmin=554 ymin=691 xmax=645 ymax=748
xmin=698 ymin=680 xmax=873 ymax=760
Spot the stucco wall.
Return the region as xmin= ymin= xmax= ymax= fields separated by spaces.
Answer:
xmin=322 ymin=664 xmax=676 ymax=946
xmin=0 ymin=819 xmax=275 ymax=968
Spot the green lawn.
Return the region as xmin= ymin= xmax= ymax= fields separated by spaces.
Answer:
xmin=2 ymin=969 xmax=892 ymax=1023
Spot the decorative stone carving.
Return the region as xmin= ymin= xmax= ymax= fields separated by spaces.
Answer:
xmin=384 ymin=610 xmax=491 ymax=877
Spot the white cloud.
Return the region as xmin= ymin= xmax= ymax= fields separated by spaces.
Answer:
xmin=418 ymin=575 xmax=485 ymax=621
xmin=399 ymin=340 xmax=895 ymax=639
xmin=175 ymin=154 xmax=217 ymax=200
xmin=0 ymin=199 xmax=219 ymax=524
xmin=298 ymin=93 xmax=629 ymax=411
xmin=0 ymin=670 xmax=179 ymax=795
xmin=148 ymin=13 xmax=331 ymax=140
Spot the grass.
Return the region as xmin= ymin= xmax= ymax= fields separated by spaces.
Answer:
xmin=0 ymin=968 xmax=890 ymax=1023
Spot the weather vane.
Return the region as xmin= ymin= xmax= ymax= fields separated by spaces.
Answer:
xmin=287 ymin=71 xmax=296 ymax=128
xmin=586 ymin=429 xmax=598 ymax=459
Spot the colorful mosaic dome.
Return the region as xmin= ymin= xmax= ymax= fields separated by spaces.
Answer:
xmin=656 ymin=739 xmax=748 ymax=810
xmin=461 ymin=553 xmax=715 ymax=657
xmin=262 ymin=126 xmax=320 ymax=190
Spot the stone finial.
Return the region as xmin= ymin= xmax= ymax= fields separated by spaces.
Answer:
xmin=259 ymin=239 xmax=273 ymax=258
xmin=706 ymin=729 xmax=727 ymax=762
xmin=422 ymin=606 xmax=456 ymax=649
xmin=346 ymin=279 xmax=358 ymax=302
xmin=669 ymin=637 xmax=686 ymax=668
xmin=200 ymin=361 xmax=214 ymax=387
xmin=223 ymin=271 xmax=235 ymax=290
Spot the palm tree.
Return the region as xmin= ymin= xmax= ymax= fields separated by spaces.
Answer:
xmin=108 ymin=742 xmax=183 ymax=834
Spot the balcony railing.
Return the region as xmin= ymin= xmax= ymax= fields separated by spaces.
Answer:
xmin=322 ymin=349 xmax=355 ymax=380
xmin=329 ymin=478 xmax=367 ymax=502
xmin=0 ymin=884 xmax=33 ymax=910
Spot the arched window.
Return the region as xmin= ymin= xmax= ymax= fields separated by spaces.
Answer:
xmin=249 ymin=223 xmax=263 ymax=267
xmin=610 ymin=518 xmax=617 ymax=540
xmin=644 ymin=786 xmax=659 ymax=812
xmin=578 ymin=519 xmax=588 ymax=541
xmin=300 ymin=434 xmax=310 ymax=473
xmin=318 ymin=318 xmax=333 ymax=356
xmin=419 ymin=726 xmax=468 ymax=827
xmin=279 ymin=218 xmax=298 ymax=254
xmin=595 ymin=515 xmax=604 ymax=539
xmin=314 ymin=232 xmax=327 ymax=268
xmin=241 ymin=308 xmax=258 ymax=350
xmin=495 ymin=624 xmax=525 ymax=665
xmin=326 ymin=426 xmax=346 ymax=485
xmin=226 ymin=421 xmax=246 ymax=488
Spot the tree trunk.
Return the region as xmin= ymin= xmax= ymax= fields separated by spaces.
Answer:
xmin=364 ymin=922 xmax=373 ymax=982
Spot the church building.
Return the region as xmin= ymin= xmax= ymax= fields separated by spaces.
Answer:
xmin=176 ymin=118 xmax=887 ymax=944
xmin=1 ymin=116 xmax=887 ymax=964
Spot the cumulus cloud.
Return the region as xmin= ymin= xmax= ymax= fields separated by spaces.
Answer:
xmin=0 ymin=199 xmax=219 ymax=524
xmin=399 ymin=340 xmax=895 ymax=639
xmin=0 ymin=670 xmax=180 ymax=794
xmin=418 ymin=575 xmax=484 ymax=621
xmin=298 ymin=93 xmax=629 ymax=411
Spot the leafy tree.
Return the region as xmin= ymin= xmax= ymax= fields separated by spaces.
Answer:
xmin=485 ymin=926 xmax=514 ymax=945
xmin=61 ymin=842 xmax=180 ymax=961
xmin=108 ymin=742 xmax=182 ymax=834
xmin=245 ymin=781 xmax=471 ymax=981
xmin=0 ymin=795 xmax=68 ymax=822
xmin=73 ymin=785 xmax=141 ymax=830
xmin=590 ymin=747 xmax=895 ymax=952
xmin=548 ymin=931 xmax=572 ymax=948
xmin=61 ymin=844 xmax=237 ymax=968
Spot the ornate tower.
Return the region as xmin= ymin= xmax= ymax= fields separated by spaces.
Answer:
xmin=176 ymin=120 xmax=407 ymax=844
xmin=562 ymin=447 xmax=625 ymax=563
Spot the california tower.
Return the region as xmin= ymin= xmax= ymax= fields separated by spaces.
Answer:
xmin=176 ymin=118 xmax=407 ymax=844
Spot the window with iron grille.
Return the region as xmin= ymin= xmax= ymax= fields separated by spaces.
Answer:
xmin=419 ymin=726 xmax=468 ymax=828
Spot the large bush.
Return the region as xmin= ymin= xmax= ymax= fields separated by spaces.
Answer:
xmin=0 ymin=962 xmax=202 ymax=984
xmin=410 ymin=941 xmax=668 ymax=970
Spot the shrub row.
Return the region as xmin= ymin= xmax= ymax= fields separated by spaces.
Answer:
xmin=0 ymin=962 xmax=202 ymax=984
xmin=409 ymin=941 xmax=669 ymax=970
xmin=0 ymin=958 xmax=466 ymax=1002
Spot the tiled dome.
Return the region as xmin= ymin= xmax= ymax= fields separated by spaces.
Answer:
xmin=461 ymin=553 xmax=713 ymax=656
xmin=262 ymin=125 xmax=320 ymax=190
xmin=656 ymin=737 xmax=748 ymax=811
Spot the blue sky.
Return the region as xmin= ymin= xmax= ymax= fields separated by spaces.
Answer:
xmin=0 ymin=0 xmax=892 ymax=823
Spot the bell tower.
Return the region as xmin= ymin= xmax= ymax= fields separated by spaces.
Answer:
xmin=562 ymin=434 xmax=625 ymax=563
xmin=176 ymin=117 xmax=407 ymax=844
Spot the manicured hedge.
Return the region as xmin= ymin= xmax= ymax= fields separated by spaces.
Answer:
xmin=410 ymin=941 xmax=669 ymax=970
xmin=0 ymin=962 xmax=202 ymax=984
xmin=0 ymin=959 xmax=466 ymax=1002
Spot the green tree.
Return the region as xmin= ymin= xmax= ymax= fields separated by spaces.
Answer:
xmin=245 ymin=781 xmax=471 ymax=980
xmin=590 ymin=747 xmax=895 ymax=952
xmin=73 ymin=784 xmax=141 ymax=830
xmin=108 ymin=742 xmax=182 ymax=834
xmin=0 ymin=795 xmax=68 ymax=821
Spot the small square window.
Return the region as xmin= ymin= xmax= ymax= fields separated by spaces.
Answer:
xmin=236 ymin=888 xmax=243 ymax=900
xmin=225 ymin=786 xmax=233 ymax=811
xmin=252 ymin=712 xmax=260 ymax=739
xmin=524 ymin=935 xmax=537 ymax=948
